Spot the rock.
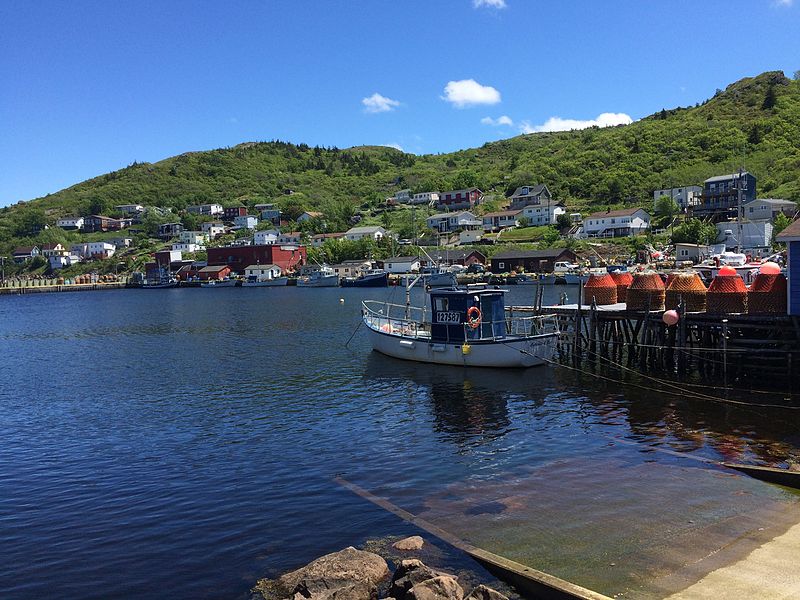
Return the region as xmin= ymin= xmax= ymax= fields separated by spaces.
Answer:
xmin=390 ymin=560 xmax=450 ymax=600
xmin=392 ymin=536 xmax=425 ymax=551
xmin=407 ymin=576 xmax=463 ymax=600
xmin=463 ymin=585 xmax=509 ymax=600
xmin=254 ymin=547 xmax=389 ymax=600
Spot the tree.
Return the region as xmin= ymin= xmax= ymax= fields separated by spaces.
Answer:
xmin=516 ymin=216 xmax=530 ymax=228
xmin=655 ymin=195 xmax=680 ymax=219
xmin=772 ymin=212 xmax=791 ymax=245
xmin=556 ymin=213 xmax=572 ymax=230
xmin=794 ymin=70 xmax=800 ymax=81
xmin=671 ymin=219 xmax=717 ymax=245
xmin=762 ymin=85 xmax=777 ymax=110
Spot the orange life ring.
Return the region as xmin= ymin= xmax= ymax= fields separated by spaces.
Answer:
xmin=467 ymin=306 xmax=482 ymax=329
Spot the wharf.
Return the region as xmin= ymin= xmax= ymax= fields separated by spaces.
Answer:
xmin=0 ymin=282 xmax=128 ymax=295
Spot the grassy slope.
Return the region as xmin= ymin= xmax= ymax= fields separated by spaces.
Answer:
xmin=2 ymin=71 xmax=799 ymax=257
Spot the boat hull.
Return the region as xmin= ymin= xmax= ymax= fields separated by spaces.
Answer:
xmin=201 ymin=280 xmax=238 ymax=288
xmin=142 ymin=282 xmax=178 ymax=289
xmin=365 ymin=328 xmax=556 ymax=368
xmin=340 ymin=273 xmax=389 ymax=288
xmin=242 ymin=277 xmax=288 ymax=287
xmin=297 ymin=275 xmax=339 ymax=287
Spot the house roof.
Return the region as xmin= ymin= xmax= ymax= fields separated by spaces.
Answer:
xmin=441 ymin=187 xmax=482 ymax=195
xmin=704 ymin=172 xmax=753 ymax=183
xmin=427 ymin=211 xmax=476 ymax=220
xmin=492 ymin=249 xmax=574 ymax=260
xmin=483 ymin=210 xmax=522 ymax=218
xmin=199 ymin=265 xmax=230 ymax=273
xmin=776 ymin=218 xmax=800 ymax=242
xmin=587 ymin=207 xmax=648 ymax=219
xmin=385 ymin=256 xmax=420 ymax=263
xmin=312 ymin=232 xmax=345 ymax=239
xmin=12 ymin=246 xmax=38 ymax=254
xmin=346 ymin=226 xmax=386 ymax=234
xmin=40 ymin=243 xmax=63 ymax=250
xmin=510 ymin=184 xmax=548 ymax=198
xmin=244 ymin=264 xmax=279 ymax=270
xmin=750 ymin=198 xmax=797 ymax=206
xmin=302 ymin=211 xmax=324 ymax=217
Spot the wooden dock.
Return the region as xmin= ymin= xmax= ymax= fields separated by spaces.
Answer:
xmin=0 ymin=282 xmax=128 ymax=295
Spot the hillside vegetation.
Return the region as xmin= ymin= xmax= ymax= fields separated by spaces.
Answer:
xmin=2 ymin=71 xmax=799 ymax=257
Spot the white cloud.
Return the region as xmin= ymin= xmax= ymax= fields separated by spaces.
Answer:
xmin=362 ymin=93 xmax=400 ymax=113
xmin=519 ymin=112 xmax=633 ymax=133
xmin=442 ymin=79 xmax=501 ymax=108
xmin=774 ymin=0 xmax=793 ymax=7
xmin=473 ymin=0 xmax=507 ymax=8
xmin=481 ymin=115 xmax=514 ymax=127
xmin=382 ymin=143 xmax=404 ymax=151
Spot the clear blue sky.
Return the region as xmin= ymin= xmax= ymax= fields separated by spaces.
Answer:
xmin=1 ymin=0 xmax=799 ymax=206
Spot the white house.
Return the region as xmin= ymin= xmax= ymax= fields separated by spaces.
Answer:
xmin=674 ymin=243 xmax=711 ymax=263
xmin=412 ymin=191 xmax=439 ymax=205
xmin=233 ymin=215 xmax=258 ymax=229
xmin=508 ymin=185 xmax=553 ymax=210
xmin=201 ymin=221 xmax=226 ymax=238
xmin=172 ymin=242 xmax=203 ymax=253
xmin=344 ymin=226 xmax=388 ymax=241
xmin=383 ymin=256 xmax=421 ymax=273
xmin=653 ymin=186 xmax=702 ymax=210
xmin=56 ymin=216 xmax=84 ymax=230
xmin=253 ymin=229 xmax=280 ymax=245
xmin=520 ymin=202 xmax=565 ymax=226
xmin=108 ymin=238 xmax=133 ymax=249
xmin=297 ymin=211 xmax=324 ymax=222
xmin=115 ymin=204 xmax=144 ymax=215
xmin=744 ymin=198 xmax=798 ymax=222
xmin=482 ymin=210 xmax=522 ymax=232
xmin=584 ymin=208 xmax=650 ymax=237
xmin=48 ymin=254 xmax=82 ymax=270
xmin=426 ymin=211 xmax=481 ymax=233
xmin=244 ymin=264 xmax=283 ymax=280
xmin=40 ymin=243 xmax=65 ymax=257
xmin=179 ymin=230 xmax=208 ymax=245
xmin=187 ymin=203 xmax=223 ymax=215
xmin=71 ymin=242 xmax=116 ymax=259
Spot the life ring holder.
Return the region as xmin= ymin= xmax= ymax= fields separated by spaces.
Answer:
xmin=467 ymin=306 xmax=482 ymax=329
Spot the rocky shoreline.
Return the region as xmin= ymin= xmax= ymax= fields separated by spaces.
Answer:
xmin=252 ymin=537 xmax=515 ymax=600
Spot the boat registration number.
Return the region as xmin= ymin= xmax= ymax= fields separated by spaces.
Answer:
xmin=436 ymin=311 xmax=462 ymax=323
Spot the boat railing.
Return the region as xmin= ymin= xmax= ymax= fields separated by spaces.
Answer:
xmin=362 ymin=300 xmax=430 ymax=339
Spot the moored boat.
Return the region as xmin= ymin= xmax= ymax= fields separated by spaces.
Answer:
xmin=297 ymin=266 xmax=339 ymax=287
xmin=362 ymin=286 xmax=559 ymax=368
xmin=142 ymin=279 xmax=179 ymax=289
xmin=241 ymin=277 xmax=288 ymax=287
xmin=200 ymin=279 xmax=238 ymax=288
xmin=340 ymin=270 xmax=389 ymax=288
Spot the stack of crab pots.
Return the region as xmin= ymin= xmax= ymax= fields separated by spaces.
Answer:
xmin=626 ymin=272 xmax=666 ymax=311
xmin=706 ymin=268 xmax=748 ymax=314
xmin=610 ymin=271 xmax=633 ymax=303
xmin=665 ymin=272 xmax=708 ymax=312
xmin=582 ymin=273 xmax=618 ymax=305
xmin=747 ymin=273 xmax=787 ymax=315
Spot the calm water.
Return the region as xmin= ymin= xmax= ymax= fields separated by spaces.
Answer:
xmin=1 ymin=286 xmax=799 ymax=599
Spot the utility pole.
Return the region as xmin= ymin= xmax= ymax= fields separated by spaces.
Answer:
xmin=0 ymin=256 xmax=5 ymax=287
xmin=736 ymin=168 xmax=745 ymax=254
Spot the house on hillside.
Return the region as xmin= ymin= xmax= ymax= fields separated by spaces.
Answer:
xmin=278 ymin=231 xmax=302 ymax=245
xmin=223 ymin=206 xmax=248 ymax=221
xmin=508 ymin=184 xmax=552 ymax=210
xmin=259 ymin=206 xmax=282 ymax=225
xmin=311 ymin=232 xmax=346 ymax=247
xmin=344 ymin=226 xmax=388 ymax=241
xmin=187 ymin=203 xmax=223 ymax=216
xmin=297 ymin=211 xmax=323 ymax=222
xmin=584 ymin=208 xmax=650 ymax=237
xmin=179 ymin=231 xmax=208 ymax=245
xmin=233 ymin=215 xmax=258 ymax=230
xmin=40 ymin=243 xmax=66 ymax=258
xmin=653 ymin=186 xmax=702 ymax=210
xmin=490 ymin=249 xmax=578 ymax=274
xmin=115 ymin=204 xmax=144 ymax=215
xmin=158 ymin=222 xmax=184 ymax=239
xmin=412 ymin=191 xmax=439 ymax=205
xmin=83 ymin=215 xmax=132 ymax=233
xmin=695 ymin=171 xmax=756 ymax=221
xmin=12 ymin=246 xmax=40 ymax=263
xmin=56 ymin=216 xmax=85 ymax=230
xmin=172 ymin=242 xmax=204 ymax=253
xmin=254 ymin=229 xmax=280 ymax=245
xmin=519 ymin=202 xmax=566 ymax=226
xmin=437 ymin=188 xmax=482 ymax=211
xmin=745 ymin=198 xmax=798 ymax=222
xmin=201 ymin=221 xmax=226 ymax=238
xmin=71 ymin=242 xmax=116 ymax=259
xmin=426 ymin=211 xmax=480 ymax=234
xmin=482 ymin=210 xmax=522 ymax=232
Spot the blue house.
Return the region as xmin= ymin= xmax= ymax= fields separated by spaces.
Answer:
xmin=776 ymin=218 xmax=800 ymax=316
xmin=695 ymin=171 xmax=757 ymax=221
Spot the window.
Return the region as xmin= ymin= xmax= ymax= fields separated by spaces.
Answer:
xmin=498 ymin=262 xmax=505 ymax=269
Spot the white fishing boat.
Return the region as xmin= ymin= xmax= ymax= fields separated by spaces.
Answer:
xmin=200 ymin=279 xmax=238 ymax=288
xmin=242 ymin=276 xmax=288 ymax=287
xmin=242 ymin=264 xmax=288 ymax=287
xmin=142 ymin=279 xmax=178 ymax=289
xmin=362 ymin=286 xmax=559 ymax=368
xmin=297 ymin=266 xmax=339 ymax=287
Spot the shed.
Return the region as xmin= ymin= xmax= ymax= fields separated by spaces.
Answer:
xmin=490 ymin=249 xmax=578 ymax=274
xmin=198 ymin=265 xmax=232 ymax=281
xmin=775 ymin=218 xmax=800 ymax=315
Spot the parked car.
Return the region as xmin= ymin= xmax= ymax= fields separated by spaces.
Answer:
xmin=467 ymin=263 xmax=485 ymax=274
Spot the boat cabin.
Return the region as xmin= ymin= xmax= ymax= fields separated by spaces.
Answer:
xmin=429 ymin=288 xmax=506 ymax=343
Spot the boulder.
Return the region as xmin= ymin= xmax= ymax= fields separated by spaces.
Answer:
xmin=463 ymin=585 xmax=509 ymax=600
xmin=256 ymin=547 xmax=389 ymax=600
xmin=407 ymin=576 xmax=464 ymax=600
xmin=392 ymin=536 xmax=425 ymax=551
xmin=390 ymin=560 xmax=450 ymax=600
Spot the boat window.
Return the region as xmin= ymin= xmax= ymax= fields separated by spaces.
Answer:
xmin=433 ymin=297 xmax=449 ymax=312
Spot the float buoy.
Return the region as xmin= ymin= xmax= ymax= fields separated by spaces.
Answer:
xmin=467 ymin=306 xmax=482 ymax=329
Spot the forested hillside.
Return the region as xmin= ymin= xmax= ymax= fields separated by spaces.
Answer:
xmin=2 ymin=70 xmax=799 ymax=255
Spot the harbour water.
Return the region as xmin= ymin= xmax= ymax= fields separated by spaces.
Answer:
xmin=1 ymin=286 xmax=799 ymax=599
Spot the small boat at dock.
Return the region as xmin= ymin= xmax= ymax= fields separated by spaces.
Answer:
xmin=340 ymin=270 xmax=389 ymax=288
xmin=297 ymin=266 xmax=339 ymax=287
xmin=200 ymin=279 xmax=238 ymax=288
xmin=362 ymin=285 xmax=559 ymax=368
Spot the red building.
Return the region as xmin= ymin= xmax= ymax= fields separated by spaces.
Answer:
xmin=207 ymin=244 xmax=306 ymax=274
xmin=223 ymin=206 xmax=248 ymax=221
xmin=437 ymin=188 xmax=483 ymax=211
xmin=198 ymin=265 xmax=232 ymax=281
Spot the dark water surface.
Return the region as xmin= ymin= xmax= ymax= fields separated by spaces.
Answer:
xmin=1 ymin=287 xmax=799 ymax=599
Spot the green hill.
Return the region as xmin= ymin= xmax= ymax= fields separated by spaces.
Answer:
xmin=2 ymin=70 xmax=799 ymax=258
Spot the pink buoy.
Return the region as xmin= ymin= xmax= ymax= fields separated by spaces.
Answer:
xmin=718 ymin=265 xmax=737 ymax=276
xmin=662 ymin=309 xmax=680 ymax=326
xmin=759 ymin=262 xmax=781 ymax=275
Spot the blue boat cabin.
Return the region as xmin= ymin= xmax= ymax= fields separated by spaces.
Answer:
xmin=429 ymin=289 xmax=507 ymax=342
xmin=776 ymin=219 xmax=800 ymax=316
